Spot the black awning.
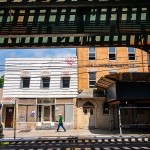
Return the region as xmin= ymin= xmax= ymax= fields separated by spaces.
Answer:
xmin=105 ymin=72 xmax=150 ymax=82
xmin=96 ymin=72 xmax=150 ymax=90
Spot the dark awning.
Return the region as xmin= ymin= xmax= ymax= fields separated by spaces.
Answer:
xmin=105 ymin=72 xmax=150 ymax=82
xmin=96 ymin=72 xmax=150 ymax=90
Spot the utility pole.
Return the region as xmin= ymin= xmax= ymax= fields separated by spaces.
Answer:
xmin=118 ymin=104 xmax=122 ymax=136
xmin=14 ymin=99 xmax=16 ymax=139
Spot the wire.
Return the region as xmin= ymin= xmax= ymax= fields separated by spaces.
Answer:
xmin=2 ymin=65 xmax=149 ymax=80
xmin=0 ymin=52 xmax=148 ymax=66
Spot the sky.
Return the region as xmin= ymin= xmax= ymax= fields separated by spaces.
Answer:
xmin=0 ymin=48 xmax=76 ymax=76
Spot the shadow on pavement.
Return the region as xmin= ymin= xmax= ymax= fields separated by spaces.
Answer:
xmin=89 ymin=128 xmax=150 ymax=135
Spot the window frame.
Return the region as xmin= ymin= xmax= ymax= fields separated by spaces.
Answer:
xmin=21 ymin=77 xmax=30 ymax=88
xmin=109 ymin=72 xmax=117 ymax=75
xmin=88 ymin=47 xmax=96 ymax=61
xmin=108 ymin=47 xmax=116 ymax=61
xmin=62 ymin=77 xmax=70 ymax=88
xmin=88 ymin=72 xmax=96 ymax=88
xmin=41 ymin=77 xmax=50 ymax=89
xmin=128 ymin=47 xmax=136 ymax=60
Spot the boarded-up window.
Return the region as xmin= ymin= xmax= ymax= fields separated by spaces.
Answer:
xmin=56 ymin=98 xmax=73 ymax=104
xmin=18 ymin=105 xmax=36 ymax=122
xmin=65 ymin=105 xmax=73 ymax=122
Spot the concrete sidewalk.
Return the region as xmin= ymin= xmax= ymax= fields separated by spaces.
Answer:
xmin=2 ymin=128 xmax=150 ymax=139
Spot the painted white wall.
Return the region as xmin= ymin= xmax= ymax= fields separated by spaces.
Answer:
xmin=3 ymin=57 xmax=78 ymax=98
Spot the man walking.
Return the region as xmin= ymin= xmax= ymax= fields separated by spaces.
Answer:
xmin=57 ymin=113 xmax=66 ymax=132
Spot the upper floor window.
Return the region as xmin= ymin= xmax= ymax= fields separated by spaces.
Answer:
xmin=89 ymin=47 xmax=96 ymax=60
xmin=128 ymin=47 xmax=136 ymax=60
xmin=62 ymin=77 xmax=70 ymax=88
xmin=89 ymin=72 xmax=96 ymax=88
xmin=109 ymin=47 xmax=116 ymax=60
xmin=41 ymin=77 xmax=50 ymax=88
xmin=21 ymin=77 xmax=30 ymax=88
xmin=109 ymin=72 xmax=117 ymax=74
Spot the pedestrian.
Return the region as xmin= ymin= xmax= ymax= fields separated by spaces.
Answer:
xmin=57 ymin=113 xmax=66 ymax=132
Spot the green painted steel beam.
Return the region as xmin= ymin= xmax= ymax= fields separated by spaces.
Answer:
xmin=1 ymin=0 xmax=150 ymax=8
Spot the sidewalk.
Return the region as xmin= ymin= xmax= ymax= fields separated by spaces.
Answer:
xmin=2 ymin=128 xmax=150 ymax=139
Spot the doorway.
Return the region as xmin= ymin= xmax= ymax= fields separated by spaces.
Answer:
xmin=43 ymin=106 xmax=51 ymax=122
xmin=5 ymin=107 xmax=14 ymax=128
xmin=83 ymin=101 xmax=95 ymax=129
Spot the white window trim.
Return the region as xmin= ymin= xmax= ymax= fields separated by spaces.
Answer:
xmin=128 ymin=47 xmax=136 ymax=61
xmin=41 ymin=77 xmax=50 ymax=89
xmin=88 ymin=47 xmax=96 ymax=61
xmin=108 ymin=47 xmax=116 ymax=61
xmin=21 ymin=77 xmax=30 ymax=89
xmin=88 ymin=72 xmax=96 ymax=88
xmin=61 ymin=77 xmax=70 ymax=89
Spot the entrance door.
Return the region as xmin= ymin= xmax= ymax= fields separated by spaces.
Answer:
xmin=83 ymin=101 xmax=95 ymax=129
xmin=89 ymin=108 xmax=95 ymax=128
xmin=5 ymin=107 xmax=14 ymax=128
xmin=43 ymin=106 xmax=50 ymax=121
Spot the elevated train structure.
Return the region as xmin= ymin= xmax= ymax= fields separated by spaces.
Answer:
xmin=0 ymin=136 xmax=150 ymax=149
xmin=0 ymin=0 xmax=150 ymax=52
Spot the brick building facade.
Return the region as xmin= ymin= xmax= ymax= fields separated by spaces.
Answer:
xmin=75 ymin=47 xmax=148 ymax=129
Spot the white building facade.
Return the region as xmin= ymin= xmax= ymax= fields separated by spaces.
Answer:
xmin=2 ymin=57 xmax=77 ymax=130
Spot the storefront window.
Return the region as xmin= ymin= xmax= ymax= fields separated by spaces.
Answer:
xmin=55 ymin=105 xmax=65 ymax=121
xmin=18 ymin=105 xmax=36 ymax=122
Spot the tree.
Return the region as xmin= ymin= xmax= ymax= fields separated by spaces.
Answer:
xmin=0 ymin=76 xmax=4 ymax=88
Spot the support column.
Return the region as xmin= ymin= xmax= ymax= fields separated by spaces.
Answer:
xmin=118 ymin=104 xmax=122 ymax=136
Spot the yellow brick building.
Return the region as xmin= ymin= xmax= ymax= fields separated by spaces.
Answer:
xmin=75 ymin=47 xmax=148 ymax=129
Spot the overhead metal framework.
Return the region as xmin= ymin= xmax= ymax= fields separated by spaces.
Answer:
xmin=0 ymin=0 xmax=150 ymax=52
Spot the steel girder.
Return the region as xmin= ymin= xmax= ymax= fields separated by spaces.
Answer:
xmin=0 ymin=0 xmax=150 ymax=52
xmin=1 ymin=0 xmax=150 ymax=8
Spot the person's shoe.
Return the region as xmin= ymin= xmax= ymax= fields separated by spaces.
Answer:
xmin=64 ymin=130 xmax=66 ymax=132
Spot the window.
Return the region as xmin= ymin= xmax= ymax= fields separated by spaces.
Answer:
xmin=128 ymin=47 xmax=136 ymax=60
xmin=90 ymin=108 xmax=93 ymax=115
xmin=89 ymin=47 xmax=96 ymax=60
xmin=109 ymin=72 xmax=117 ymax=74
xmin=89 ymin=72 xmax=96 ymax=88
xmin=83 ymin=108 xmax=87 ymax=115
xmin=18 ymin=105 xmax=36 ymax=122
xmin=62 ymin=77 xmax=70 ymax=88
xmin=41 ymin=77 xmax=50 ymax=88
xmin=109 ymin=47 xmax=116 ymax=60
xmin=103 ymin=103 xmax=109 ymax=114
xmin=21 ymin=77 xmax=30 ymax=88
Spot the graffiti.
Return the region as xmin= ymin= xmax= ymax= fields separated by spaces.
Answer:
xmin=65 ymin=57 xmax=76 ymax=66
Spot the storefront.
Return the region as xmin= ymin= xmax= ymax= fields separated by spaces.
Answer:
xmin=2 ymin=98 xmax=75 ymax=130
